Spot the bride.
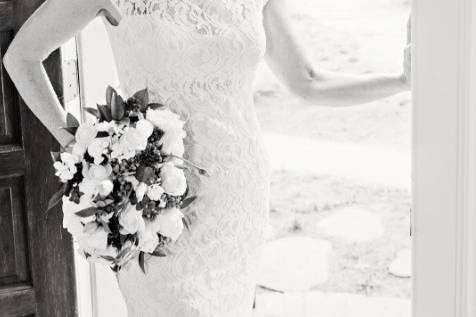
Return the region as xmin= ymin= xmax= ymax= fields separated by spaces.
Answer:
xmin=3 ymin=0 xmax=410 ymax=316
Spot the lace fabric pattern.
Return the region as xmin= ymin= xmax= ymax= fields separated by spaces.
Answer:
xmin=103 ymin=0 xmax=271 ymax=316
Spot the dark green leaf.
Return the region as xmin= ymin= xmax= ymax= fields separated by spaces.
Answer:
xmin=50 ymin=151 xmax=61 ymax=163
xmin=66 ymin=112 xmax=80 ymax=128
xmin=181 ymin=196 xmax=197 ymax=209
xmin=182 ymin=216 xmax=191 ymax=231
xmin=75 ymin=207 xmax=99 ymax=218
xmin=151 ymin=248 xmax=167 ymax=257
xmin=133 ymin=88 xmax=149 ymax=106
xmin=111 ymin=92 xmax=125 ymax=121
xmin=147 ymin=103 xmax=164 ymax=110
xmin=96 ymin=131 xmax=110 ymax=138
xmin=117 ymin=246 xmax=131 ymax=259
xmin=47 ymin=187 xmax=66 ymax=211
xmin=138 ymin=251 xmax=146 ymax=274
xmin=61 ymin=126 xmax=78 ymax=136
xmin=84 ymin=107 xmax=100 ymax=118
xmin=100 ymin=255 xmax=116 ymax=262
xmin=97 ymin=104 xmax=113 ymax=122
xmin=105 ymin=85 xmax=117 ymax=107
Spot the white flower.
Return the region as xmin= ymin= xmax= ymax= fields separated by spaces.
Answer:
xmin=71 ymin=143 xmax=86 ymax=162
xmin=62 ymin=196 xmax=89 ymax=235
xmin=53 ymin=152 xmax=77 ymax=182
xmin=125 ymin=175 xmax=139 ymax=189
xmin=160 ymin=163 xmax=187 ymax=196
xmin=96 ymin=121 xmax=114 ymax=132
xmin=98 ymin=179 xmax=114 ymax=197
xmin=153 ymin=207 xmax=184 ymax=241
xmin=79 ymin=164 xmax=113 ymax=200
xmin=83 ymin=163 xmax=112 ymax=181
xmin=138 ymin=220 xmax=159 ymax=253
xmin=75 ymin=123 xmax=97 ymax=148
xmin=146 ymin=109 xmax=184 ymax=133
xmin=147 ymin=184 xmax=164 ymax=201
xmin=79 ymin=222 xmax=109 ymax=251
xmin=87 ymin=138 xmax=110 ymax=165
xmin=135 ymin=182 xmax=148 ymax=202
xmin=160 ymin=128 xmax=186 ymax=157
xmin=119 ymin=204 xmax=145 ymax=235
xmin=110 ymin=141 xmax=135 ymax=160
xmin=136 ymin=119 xmax=154 ymax=139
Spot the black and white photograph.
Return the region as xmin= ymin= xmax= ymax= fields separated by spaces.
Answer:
xmin=0 ymin=0 xmax=474 ymax=316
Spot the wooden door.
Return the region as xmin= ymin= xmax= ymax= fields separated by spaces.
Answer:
xmin=0 ymin=0 xmax=77 ymax=316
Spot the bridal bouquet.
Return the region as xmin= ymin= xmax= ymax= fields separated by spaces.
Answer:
xmin=48 ymin=86 xmax=205 ymax=272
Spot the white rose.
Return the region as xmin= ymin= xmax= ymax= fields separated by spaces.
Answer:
xmin=122 ymin=127 xmax=148 ymax=152
xmin=135 ymin=182 xmax=148 ymax=202
xmin=53 ymin=152 xmax=77 ymax=182
xmin=160 ymin=129 xmax=186 ymax=157
xmin=98 ymin=179 xmax=114 ymax=197
xmin=153 ymin=208 xmax=184 ymax=241
xmin=138 ymin=220 xmax=159 ymax=253
xmin=62 ymin=196 xmax=88 ymax=236
xmin=136 ymin=119 xmax=154 ymax=139
xmin=146 ymin=109 xmax=184 ymax=132
xmin=63 ymin=212 xmax=84 ymax=237
xmin=80 ymin=222 xmax=109 ymax=251
xmin=160 ymin=163 xmax=187 ymax=196
xmin=87 ymin=138 xmax=110 ymax=164
xmin=119 ymin=204 xmax=145 ymax=234
xmin=75 ymin=123 xmax=97 ymax=148
xmin=147 ymin=184 xmax=164 ymax=201
xmin=78 ymin=178 xmax=101 ymax=201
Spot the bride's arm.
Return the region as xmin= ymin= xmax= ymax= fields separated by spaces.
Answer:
xmin=2 ymin=0 xmax=121 ymax=147
xmin=263 ymin=0 xmax=410 ymax=107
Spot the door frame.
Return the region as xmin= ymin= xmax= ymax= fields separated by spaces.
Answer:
xmin=412 ymin=0 xmax=476 ymax=316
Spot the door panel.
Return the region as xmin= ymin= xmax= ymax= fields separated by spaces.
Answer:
xmin=0 ymin=0 xmax=77 ymax=316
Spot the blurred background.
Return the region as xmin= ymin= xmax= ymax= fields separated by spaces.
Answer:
xmin=253 ymin=0 xmax=411 ymax=316
xmin=74 ymin=0 xmax=412 ymax=316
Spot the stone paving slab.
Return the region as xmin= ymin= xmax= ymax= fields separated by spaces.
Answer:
xmin=388 ymin=248 xmax=412 ymax=278
xmin=317 ymin=207 xmax=384 ymax=243
xmin=257 ymin=237 xmax=332 ymax=291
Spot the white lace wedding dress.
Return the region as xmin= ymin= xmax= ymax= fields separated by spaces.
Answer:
xmin=103 ymin=0 xmax=271 ymax=315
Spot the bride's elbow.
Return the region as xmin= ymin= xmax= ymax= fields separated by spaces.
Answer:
xmin=3 ymin=44 xmax=40 ymax=81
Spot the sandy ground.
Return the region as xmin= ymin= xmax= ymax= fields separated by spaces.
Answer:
xmin=254 ymin=0 xmax=412 ymax=300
